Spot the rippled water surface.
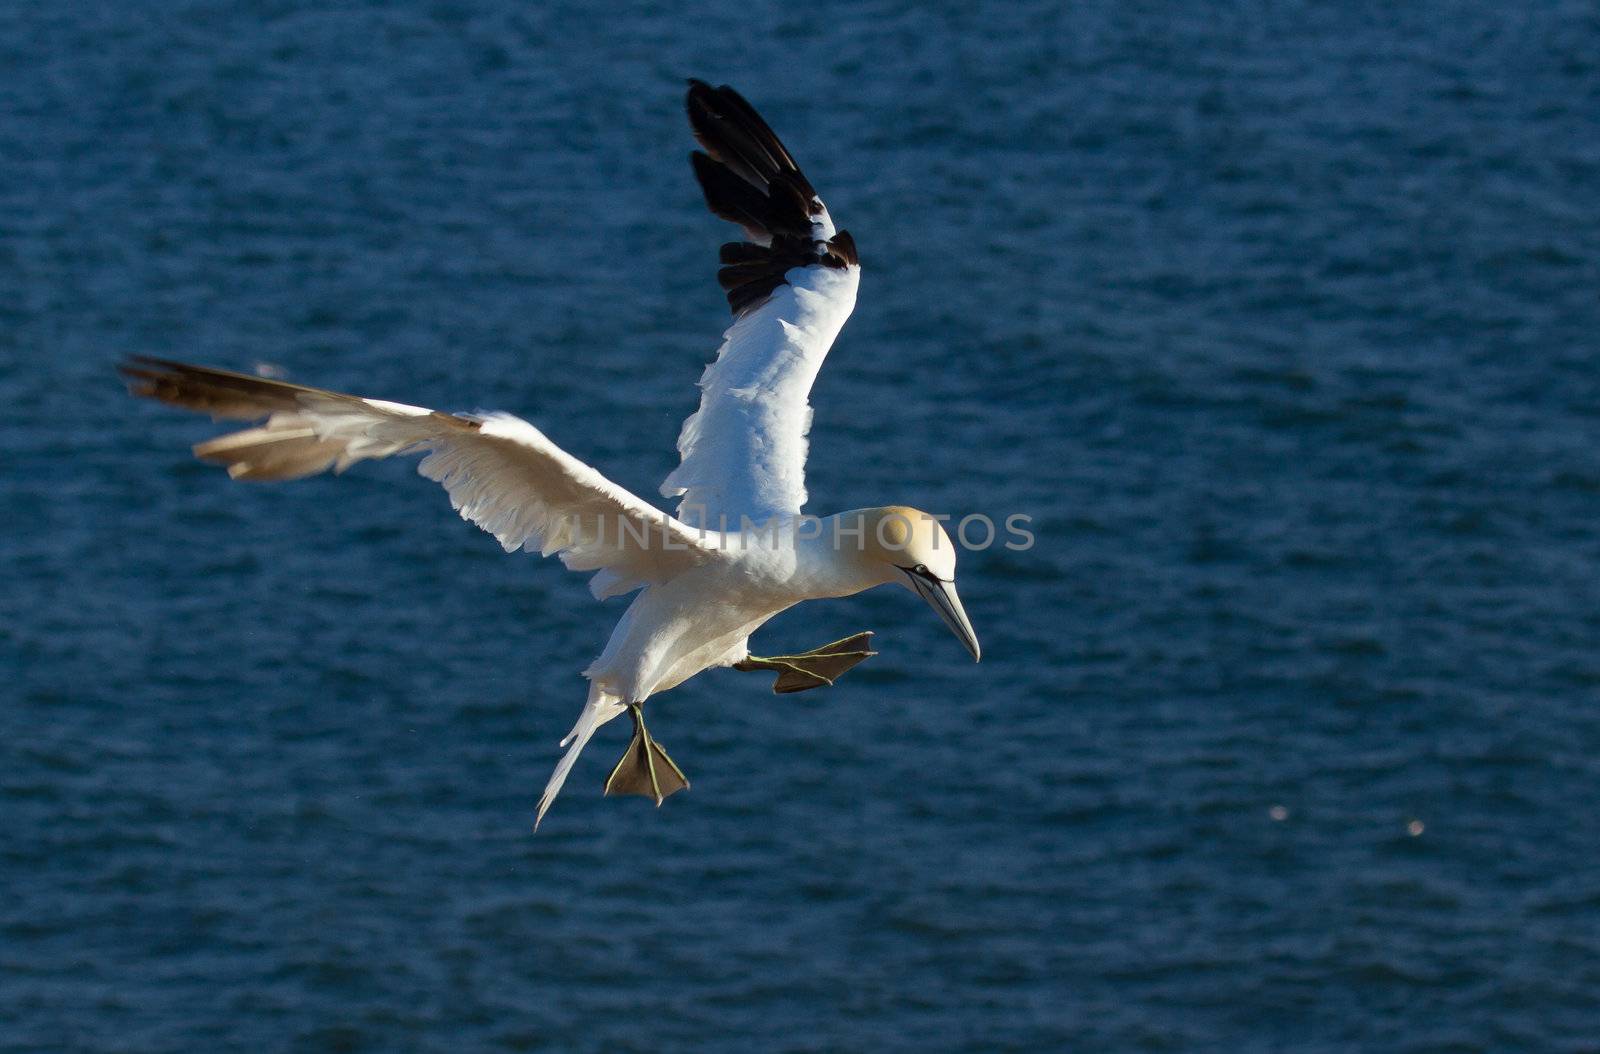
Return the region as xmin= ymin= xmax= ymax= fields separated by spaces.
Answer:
xmin=6 ymin=2 xmax=1600 ymax=1050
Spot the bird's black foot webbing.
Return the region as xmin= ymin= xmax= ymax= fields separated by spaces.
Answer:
xmin=732 ymin=631 xmax=877 ymax=694
xmin=603 ymin=704 xmax=689 ymax=805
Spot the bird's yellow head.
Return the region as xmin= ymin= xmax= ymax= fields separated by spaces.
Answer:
xmin=844 ymin=506 xmax=979 ymax=661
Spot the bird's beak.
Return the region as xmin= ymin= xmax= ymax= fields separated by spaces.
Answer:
xmin=906 ymin=571 xmax=981 ymax=662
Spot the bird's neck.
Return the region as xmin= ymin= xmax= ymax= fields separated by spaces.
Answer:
xmin=793 ymin=512 xmax=899 ymax=600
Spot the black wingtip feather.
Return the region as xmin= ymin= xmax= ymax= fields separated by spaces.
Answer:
xmin=686 ymin=82 xmax=818 ymax=206
xmin=825 ymin=229 xmax=858 ymax=267
xmin=686 ymin=81 xmax=856 ymax=314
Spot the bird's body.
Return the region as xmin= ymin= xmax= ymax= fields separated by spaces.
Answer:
xmin=123 ymin=81 xmax=979 ymax=827
xmin=544 ymin=509 xmax=910 ymax=818
xmin=587 ymin=512 xmax=894 ymax=701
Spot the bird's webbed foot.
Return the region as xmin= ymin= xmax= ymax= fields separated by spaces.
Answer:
xmin=603 ymin=704 xmax=690 ymax=805
xmin=732 ymin=631 xmax=877 ymax=694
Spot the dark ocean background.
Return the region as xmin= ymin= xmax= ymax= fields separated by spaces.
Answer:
xmin=5 ymin=1 xmax=1600 ymax=1050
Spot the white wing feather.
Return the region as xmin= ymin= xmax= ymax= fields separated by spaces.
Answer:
xmin=662 ymin=259 xmax=858 ymax=528
xmin=122 ymin=359 xmax=711 ymax=599
xmin=669 ymin=80 xmax=863 ymax=529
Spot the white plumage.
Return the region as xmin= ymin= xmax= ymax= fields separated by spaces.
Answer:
xmin=663 ymin=262 xmax=859 ymax=529
xmin=124 ymin=81 xmax=979 ymax=828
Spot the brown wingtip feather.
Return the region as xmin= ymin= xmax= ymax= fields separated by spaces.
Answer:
xmin=119 ymin=356 xmax=317 ymax=420
xmin=121 ymin=357 xmax=491 ymax=484
xmin=192 ymin=426 xmax=349 ymax=481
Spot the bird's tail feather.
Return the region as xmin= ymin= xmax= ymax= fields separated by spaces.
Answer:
xmin=535 ymin=686 xmax=626 ymax=829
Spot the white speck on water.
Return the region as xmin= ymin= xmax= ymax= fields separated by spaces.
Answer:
xmin=1269 ymin=805 xmax=1289 ymax=821
xmin=1407 ymin=819 xmax=1425 ymax=837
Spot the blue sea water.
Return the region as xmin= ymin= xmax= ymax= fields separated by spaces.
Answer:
xmin=5 ymin=1 xmax=1600 ymax=1049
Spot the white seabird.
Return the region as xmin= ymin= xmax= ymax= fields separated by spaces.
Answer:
xmin=122 ymin=80 xmax=980 ymax=827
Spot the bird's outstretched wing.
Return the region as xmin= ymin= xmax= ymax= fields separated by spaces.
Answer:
xmin=121 ymin=357 xmax=712 ymax=599
xmin=661 ymin=80 xmax=861 ymax=530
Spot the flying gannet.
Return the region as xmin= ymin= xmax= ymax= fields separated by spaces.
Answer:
xmin=121 ymin=80 xmax=980 ymax=827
